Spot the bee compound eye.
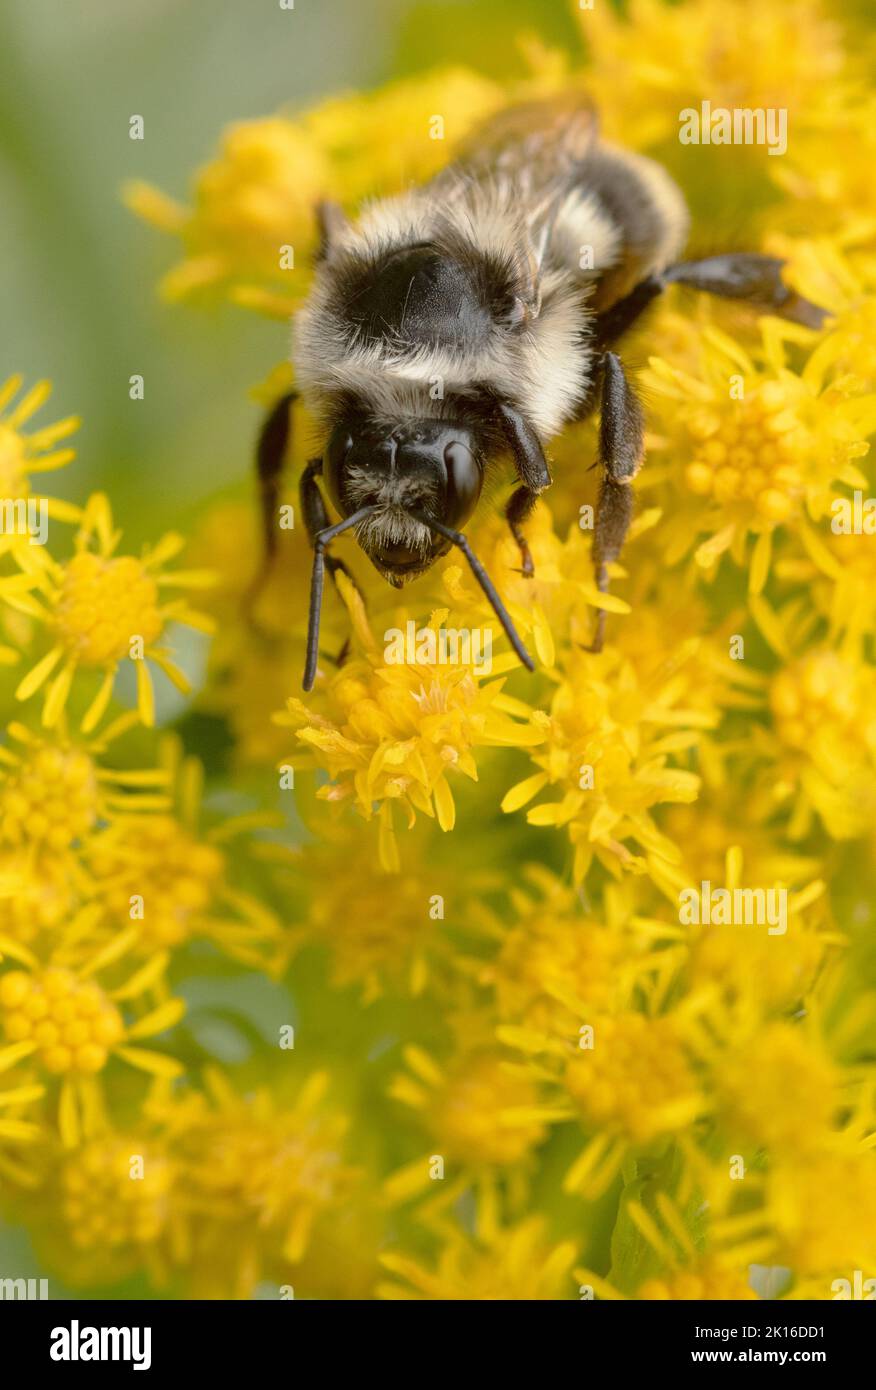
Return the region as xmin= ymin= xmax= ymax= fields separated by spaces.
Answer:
xmin=325 ymin=427 xmax=356 ymax=513
xmin=443 ymin=440 xmax=482 ymax=529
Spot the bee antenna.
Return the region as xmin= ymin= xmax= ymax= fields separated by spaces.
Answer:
xmin=304 ymin=506 xmax=379 ymax=692
xmin=409 ymin=512 xmax=535 ymax=673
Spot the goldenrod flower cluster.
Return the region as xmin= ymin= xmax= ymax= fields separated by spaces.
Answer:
xmin=2 ymin=0 xmax=875 ymax=1300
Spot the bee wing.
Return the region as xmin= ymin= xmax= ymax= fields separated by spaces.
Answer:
xmin=452 ymin=94 xmax=599 ymax=183
xmin=431 ymin=96 xmax=600 ymax=314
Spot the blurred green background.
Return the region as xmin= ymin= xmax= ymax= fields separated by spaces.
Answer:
xmin=0 ymin=0 xmax=582 ymax=541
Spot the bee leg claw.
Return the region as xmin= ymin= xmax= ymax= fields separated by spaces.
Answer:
xmin=505 ymin=485 xmax=540 ymax=581
xmin=511 ymin=546 xmax=535 ymax=579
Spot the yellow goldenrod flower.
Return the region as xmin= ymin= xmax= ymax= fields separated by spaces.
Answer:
xmin=5 ymin=493 xmax=214 ymax=730
xmin=279 ymin=584 xmax=545 ymax=871
xmin=563 ymin=1013 xmax=702 ymax=1181
xmin=580 ymin=0 xmax=844 ymax=149
xmin=640 ymin=314 xmax=876 ymax=589
xmin=635 ymin=1264 xmax=758 ymax=1302
xmin=634 ymin=842 xmax=833 ymax=1016
xmin=379 ymin=1215 xmax=577 ymax=1300
xmin=125 ymin=118 xmax=329 ymax=310
xmin=153 ymin=1068 xmax=358 ymax=1297
xmin=0 ymin=964 xmax=183 ymax=1077
xmin=472 ymin=865 xmax=631 ymax=1037
xmin=717 ymin=1154 xmax=876 ymax=1278
xmin=780 ymin=525 xmax=876 ymax=648
xmin=579 ymin=1258 xmax=756 ymax=1302
xmin=284 ymin=825 xmax=460 ymax=1002
xmin=126 ymin=69 xmax=504 ymax=316
xmin=0 ymin=853 xmax=77 ymax=951
xmin=769 ymin=97 xmax=876 ymax=240
xmin=385 ymin=1046 xmax=547 ymax=1207
xmin=0 ymin=374 xmax=82 ymax=537
xmin=82 ymin=738 xmax=286 ymax=971
xmin=0 ymin=955 xmax=185 ymax=1147
xmin=0 ymin=1074 xmax=46 ymax=1149
xmin=300 ymin=67 xmax=504 ymax=202
xmin=60 ymin=1133 xmax=173 ymax=1252
xmin=0 ymin=716 xmax=168 ymax=858
xmin=188 ymin=494 xmax=320 ymax=766
xmin=502 ymin=642 xmax=704 ymax=885
xmin=716 ymin=1023 xmax=842 ymax=1160
xmin=766 ymin=647 xmax=876 ymax=838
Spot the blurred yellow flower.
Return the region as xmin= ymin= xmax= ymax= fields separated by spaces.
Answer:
xmin=580 ymin=0 xmax=844 ymax=148
xmin=380 ymin=1215 xmax=577 ymax=1300
xmin=154 ymin=1068 xmax=358 ymax=1297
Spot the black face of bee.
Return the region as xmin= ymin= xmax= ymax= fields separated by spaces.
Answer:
xmin=324 ymin=413 xmax=485 ymax=584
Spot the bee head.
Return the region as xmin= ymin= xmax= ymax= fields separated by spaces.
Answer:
xmin=324 ymin=411 xmax=485 ymax=585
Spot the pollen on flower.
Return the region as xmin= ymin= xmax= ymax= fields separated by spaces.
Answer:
xmin=0 ymin=968 xmax=123 ymax=1074
xmin=54 ymin=554 xmax=162 ymax=665
xmin=682 ymin=388 xmax=803 ymax=524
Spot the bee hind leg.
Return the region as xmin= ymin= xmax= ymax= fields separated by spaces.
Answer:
xmin=663 ymin=254 xmax=826 ymax=330
xmin=585 ymin=352 xmax=643 ymax=653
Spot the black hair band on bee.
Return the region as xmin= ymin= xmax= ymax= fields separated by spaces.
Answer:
xmin=409 ymin=511 xmax=535 ymax=674
xmin=303 ymin=505 xmax=379 ymax=692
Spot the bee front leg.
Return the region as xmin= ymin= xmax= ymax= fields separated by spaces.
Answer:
xmin=300 ymin=458 xmax=364 ymax=670
xmin=504 ymin=486 xmax=539 ymax=577
xmin=496 ymin=403 xmax=552 ymax=578
xmin=586 ymin=352 xmax=644 ymax=653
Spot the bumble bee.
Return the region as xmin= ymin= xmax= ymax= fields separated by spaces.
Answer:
xmin=250 ymin=96 xmax=824 ymax=689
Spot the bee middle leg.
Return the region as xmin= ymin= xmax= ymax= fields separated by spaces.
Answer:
xmin=586 ymin=351 xmax=644 ymax=653
xmin=243 ymin=389 xmax=297 ymax=622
